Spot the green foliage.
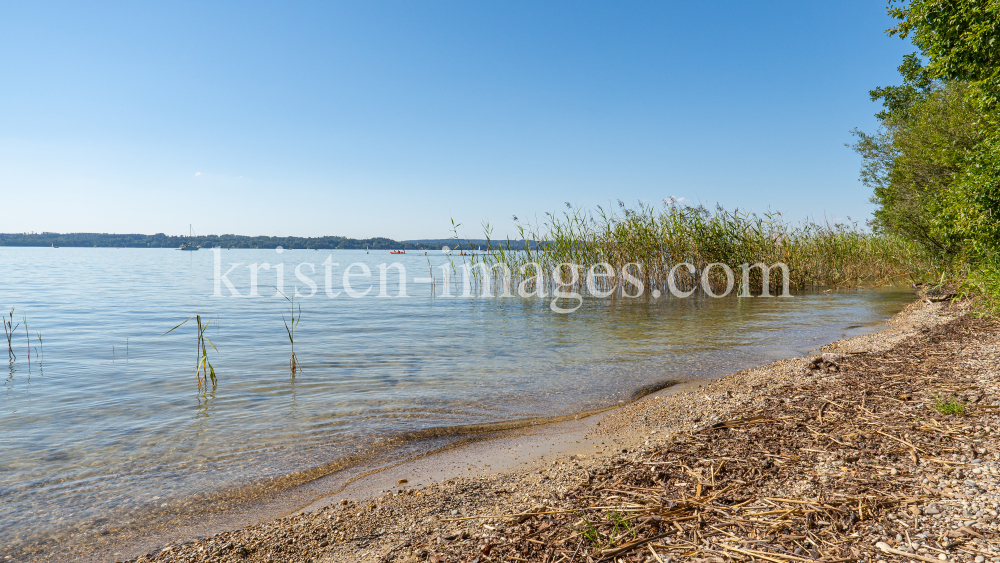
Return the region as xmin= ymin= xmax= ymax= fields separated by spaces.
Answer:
xmin=852 ymin=81 xmax=989 ymax=262
xmin=954 ymin=133 xmax=1000 ymax=259
xmin=607 ymin=510 xmax=636 ymax=542
xmin=962 ymin=255 xmax=1000 ymax=317
xmin=570 ymin=510 xmax=636 ymax=549
xmin=887 ymin=0 xmax=1000 ymax=103
xmin=853 ymin=1 xmax=1000 ymax=314
xmin=933 ymin=395 xmax=967 ymax=416
xmin=868 ymin=53 xmax=935 ymax=121
xmin=572 ymin=513 xmax=604 ymax=547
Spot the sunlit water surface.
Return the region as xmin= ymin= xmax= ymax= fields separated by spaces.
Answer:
xmin=0 ymin=248 xmax=914 ymax=559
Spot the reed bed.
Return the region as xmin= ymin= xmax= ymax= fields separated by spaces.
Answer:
xmin=471 ymin=202 xmax=924 ymax=297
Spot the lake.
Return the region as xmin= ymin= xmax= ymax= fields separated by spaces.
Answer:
xmin=0 ymin=247 xmax=914 ymax=560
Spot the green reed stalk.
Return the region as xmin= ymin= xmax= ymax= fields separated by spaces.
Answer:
xmin=164 ymin=315 xmax=218 ymax=392
xmin=277 ymin=288 xmax=302 ymax=378
xmin=23 ymin=314 xmax=29 ymax=371
xmin=3 ymin=308 xmax=18 ymax=362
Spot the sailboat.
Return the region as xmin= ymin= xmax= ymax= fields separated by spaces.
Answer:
xmin=178 ymin=225 xmax=200 ymax=251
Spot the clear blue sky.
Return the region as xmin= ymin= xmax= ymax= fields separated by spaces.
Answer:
xmin=0 ymin=1 xmax=914 ymax=240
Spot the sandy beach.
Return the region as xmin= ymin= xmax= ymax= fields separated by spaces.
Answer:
xmin=72 ymin=297 xmax=1000 ymax=563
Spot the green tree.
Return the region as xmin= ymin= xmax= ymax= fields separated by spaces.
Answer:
xmin=856 ymin=1 xmax=1000 ymax=269
xmin=853 ymin=81 xmax=988 ymax=263
xmin=887 ymin=0 xmax=1000 ymax=103
xmin=858 ymin=0 xmax=1000 ymax=313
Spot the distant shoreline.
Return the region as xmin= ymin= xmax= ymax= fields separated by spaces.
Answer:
xmin=0 ymin=233 xmax=443 ymax=250
xmin=0 ymin=233 xmax=539 ymax=250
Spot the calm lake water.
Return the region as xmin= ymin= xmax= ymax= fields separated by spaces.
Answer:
xmin=1 ymin=248 xmax=913 ymax=560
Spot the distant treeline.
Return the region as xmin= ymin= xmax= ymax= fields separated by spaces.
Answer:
xmin=0 ymin=233 xmax=537 ymax=250
xmin=0 ymin=232 xmax=436 ymax=249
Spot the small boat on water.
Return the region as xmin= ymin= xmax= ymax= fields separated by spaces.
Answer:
xmin=52 ymin=244 xmax=58 ymax=248
xmin=178 ymin=225 xmax=200 ymax=251
xmin=390 ymin=250 xmax=406 ymax=255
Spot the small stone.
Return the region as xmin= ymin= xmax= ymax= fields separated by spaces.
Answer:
xmin=450 ymin=509 xmax=459 ymax=515
xmin=976 ymin=556 xmax=986 ymax=563
xmin=925 ymin=507 xmax=941 ymax=515
xmin=891 ymin=468 xmax=899 ymax=476
xmin=938 ymin=554 xmax=947 ymax=561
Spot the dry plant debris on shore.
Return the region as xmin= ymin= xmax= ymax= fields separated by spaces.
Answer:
xmin=127 ymin=310 xmax=1000 ymax=563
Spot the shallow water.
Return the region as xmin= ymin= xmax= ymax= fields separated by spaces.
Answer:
xmin=0 ymin=247 xmax=913 ymax=559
